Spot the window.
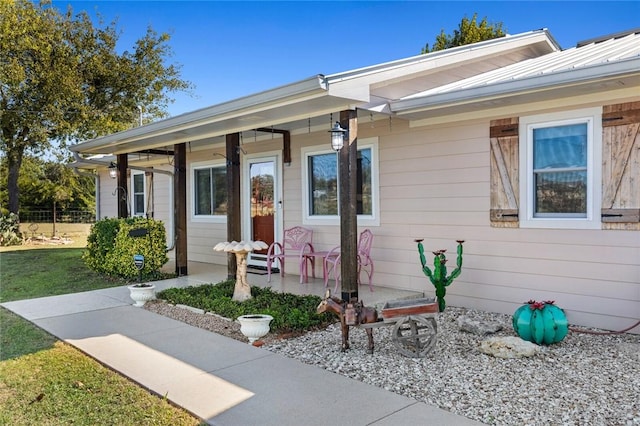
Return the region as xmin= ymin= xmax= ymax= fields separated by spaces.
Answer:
xmin=519 ymin=108 xmax=601 ymax=229
xmin=131 ymin=172 xmax=146 ymax=217
xmin=191 ymin=162 xmax=227 ymax=220
xmin=532 ymin=123 xmax=587 ymax=217
xmin=302 ymin=137 xmax=379 ymax=226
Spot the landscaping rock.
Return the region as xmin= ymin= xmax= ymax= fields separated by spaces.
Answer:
xmin=478 ymin=336 xmax=540 ymax=358
xmin=457 ymin=315 xmax=503 ymax=335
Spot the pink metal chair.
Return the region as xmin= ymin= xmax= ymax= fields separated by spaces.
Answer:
xmin=324 ymin=229 xmax=374 ymax=293
xmin=266 ymin=226 xmax=314 ymax=283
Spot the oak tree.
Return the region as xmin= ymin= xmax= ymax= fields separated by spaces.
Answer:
xmin=0 ymin=0 xmax=192 ymax=215
xmin=421 ymin=13 xmax=506 ymax=53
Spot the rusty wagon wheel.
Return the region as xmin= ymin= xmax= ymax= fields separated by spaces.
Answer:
xmin=391 ymin=315 xmax=437 ymax=358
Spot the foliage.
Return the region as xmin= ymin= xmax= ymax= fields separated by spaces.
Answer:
xmin=0 ymin=341 xmax=200 ymax=424
xmin=512 ymin=300 xmax=569 ymax=345
xmin=0 ymin=213 xmax=22 ymax=246
xmin=417 ymin=239 xmax=464 ymax=312
xmin=0 ymin=247 xmax=127 ymax=303
xmin=83 ymin=217 xmax=169 ymax=280
xmin=0 ymin=0 xmax=192 ymax=215
xmin=421 ymin=13 xmax=506 ymax=53
xmin=158 ymin=281 xmax=333 ymax=333
xmin=0 ymin=156 xmax=95 ymax=216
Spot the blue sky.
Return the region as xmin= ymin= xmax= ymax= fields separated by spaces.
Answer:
xmin=54 ymin=1 xmax=640 ymax=117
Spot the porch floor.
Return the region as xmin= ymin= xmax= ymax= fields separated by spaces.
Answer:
xmin=161 ymin=260 xmax=423 ymax=308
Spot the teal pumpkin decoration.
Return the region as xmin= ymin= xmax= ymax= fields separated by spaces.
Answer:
xmin=512 ymin=300 xmax=568 ymax=345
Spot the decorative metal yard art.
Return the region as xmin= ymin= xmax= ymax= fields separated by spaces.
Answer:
xmin=512 ymin=300 xmax=569 ymax=345
xmin=317 ymin=290 xmax=440 ymax=358
xmin=214 ymin=240 xmax=269 ymax=302
xmin=416 ymin=239 xmax=464 ymax=312
xmin=316 ymin=290 xmax=380 ymax=354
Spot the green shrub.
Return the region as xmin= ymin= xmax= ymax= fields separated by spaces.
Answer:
xmin=83 ymin=217 xmax=169 ymax=280
xmin=157 ymin=281 xmax=333 ymax=333
xmin=0 ymin=213 xmax=22 ymax=246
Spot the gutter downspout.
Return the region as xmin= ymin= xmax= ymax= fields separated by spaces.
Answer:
xmin=71 ymin=152 xmax=176 ymax=251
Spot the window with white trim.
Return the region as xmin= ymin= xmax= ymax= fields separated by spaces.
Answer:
xmin=191 ymin=162 xmax=227 ymax=220
xmin=302 ymin=138 xmax=379 ymax=226
xmin=131 ymin=171 xmax=146 ymax=217
xmin=519 ymin=108 xmax=601 ymax=229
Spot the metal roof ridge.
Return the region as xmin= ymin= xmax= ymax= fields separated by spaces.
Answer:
xmin=576 ymin=27 xmax=640 ymax=48
xmin=324 ymin=29 xmax=559 ymax=83
xmin=391 ymin=56 xmax=640 ymax=113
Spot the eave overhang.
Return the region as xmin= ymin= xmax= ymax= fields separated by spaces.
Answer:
xmin=391 ymin=57 xmax=640 ymax=120
xmin=71 ymin=75 xmax=350 ymax=155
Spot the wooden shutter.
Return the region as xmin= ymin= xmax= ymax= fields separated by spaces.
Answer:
xmin=490 ymin=118 xmax=519 ymax=227
xmin=602 ymin=102 xmax=640 ymax=230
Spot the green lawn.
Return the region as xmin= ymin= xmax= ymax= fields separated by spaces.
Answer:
xmin=0 ymin=342 xmax=200 ymax=425
xmin=0 ymin=247 xmax=126 ymax=303
xmin=0 ymin=246 xmax=201 ymax=425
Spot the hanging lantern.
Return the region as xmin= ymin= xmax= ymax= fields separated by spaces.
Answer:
xmin=328 ymin=121 xmax=347 ymax=151
xmin=108 ymin=162 xmax=117 ymax=179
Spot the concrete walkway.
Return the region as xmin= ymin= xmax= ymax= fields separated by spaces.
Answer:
xmin=2 ymin=266 xmax=482 ymax=425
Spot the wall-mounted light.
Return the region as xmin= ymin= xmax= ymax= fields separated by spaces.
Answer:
xmin=328 ymin=121 xmax=347 ymax=151
xmin=108 ymin=162 xmax=117 ymax=179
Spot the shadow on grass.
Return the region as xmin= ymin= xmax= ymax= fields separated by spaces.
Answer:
xmin=0 ymin=307 xmax=57 ymax=361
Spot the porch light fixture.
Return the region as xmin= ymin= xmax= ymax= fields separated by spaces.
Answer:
xmin=329 ymin=121 xmax=347 ymax=151
xmin=108 ymin=162 xmax=117 ymax=179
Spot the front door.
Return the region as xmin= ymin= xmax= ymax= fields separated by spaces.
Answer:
xmin=244 ymin=154 xmax=281 ymax=268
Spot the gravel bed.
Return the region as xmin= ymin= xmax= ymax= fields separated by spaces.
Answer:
xmin=145 ymin=300 xmax=640 ymax=425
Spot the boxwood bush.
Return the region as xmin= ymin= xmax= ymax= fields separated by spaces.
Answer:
xmin=83 ymin=217 xmax=169 ymax=280
xmin=158 ymin=280 xmax=334 ymax=334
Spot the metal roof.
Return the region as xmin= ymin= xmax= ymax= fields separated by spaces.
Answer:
xmin=392 ymin=30 xmax=640 ymax=118
xmin=71 ymin=30 xmax=559 ymax=156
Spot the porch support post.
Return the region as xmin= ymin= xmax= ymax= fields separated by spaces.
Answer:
xmin=339 ymin=109 xmax=358 ymax=302
xmin=174 ymin=143 xmax=188 ymax=276
xmin=226 ymin=133 xmax=241 ymax=279
xmin=116 ymin=154 xmax=128 ymax=218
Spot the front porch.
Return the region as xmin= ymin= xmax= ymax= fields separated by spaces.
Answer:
xmin=160 ymin=260 xmax=423 ymax=308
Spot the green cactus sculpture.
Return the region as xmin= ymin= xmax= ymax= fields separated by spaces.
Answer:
xmin=416 ymin=239 xmax=464 ymax=312
xmin=512 ymin=300 xmax=568 ymax=345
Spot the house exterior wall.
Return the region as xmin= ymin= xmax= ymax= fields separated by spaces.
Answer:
xmin=367 ymin=96 xmax=637 ymax=333
xmin=95 ymin=94 xmax=638 ymax=333
xmin=151 ymin=166 xmax=174 ymax=258
xmin=98 ymin=170 xmax=117 ymax=219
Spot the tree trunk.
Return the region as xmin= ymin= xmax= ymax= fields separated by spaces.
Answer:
xmin=7 ymin=148 xmax=24 ymax=215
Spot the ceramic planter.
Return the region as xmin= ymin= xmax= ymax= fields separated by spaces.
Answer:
xmin=237 ymin=314 xmax=273 ymax=344
xmin=128 ymin=284 xmax=156 ymax=307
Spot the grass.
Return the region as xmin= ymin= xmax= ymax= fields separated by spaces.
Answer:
xmin=0 ymin=308 xmax=57 ymax=360
xmin=0 ymin=245 xmax=202 ymax=425
xmin=0 ymin=342 xmax=200 ymax=425
xmin=0 ymin=247 xmax=126 ymax=303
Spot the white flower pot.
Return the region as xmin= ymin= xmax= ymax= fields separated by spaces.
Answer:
xmin=128 ymin=284 xmax=156 ymax=307
xmin=237 ymin=314 xmax=273 ymax=344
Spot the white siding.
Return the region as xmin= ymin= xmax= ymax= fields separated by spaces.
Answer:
xmin=98 ymin=171 xmax=117 ymax=219
xmin=151 ymin=167 xmax=174 ymax=258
